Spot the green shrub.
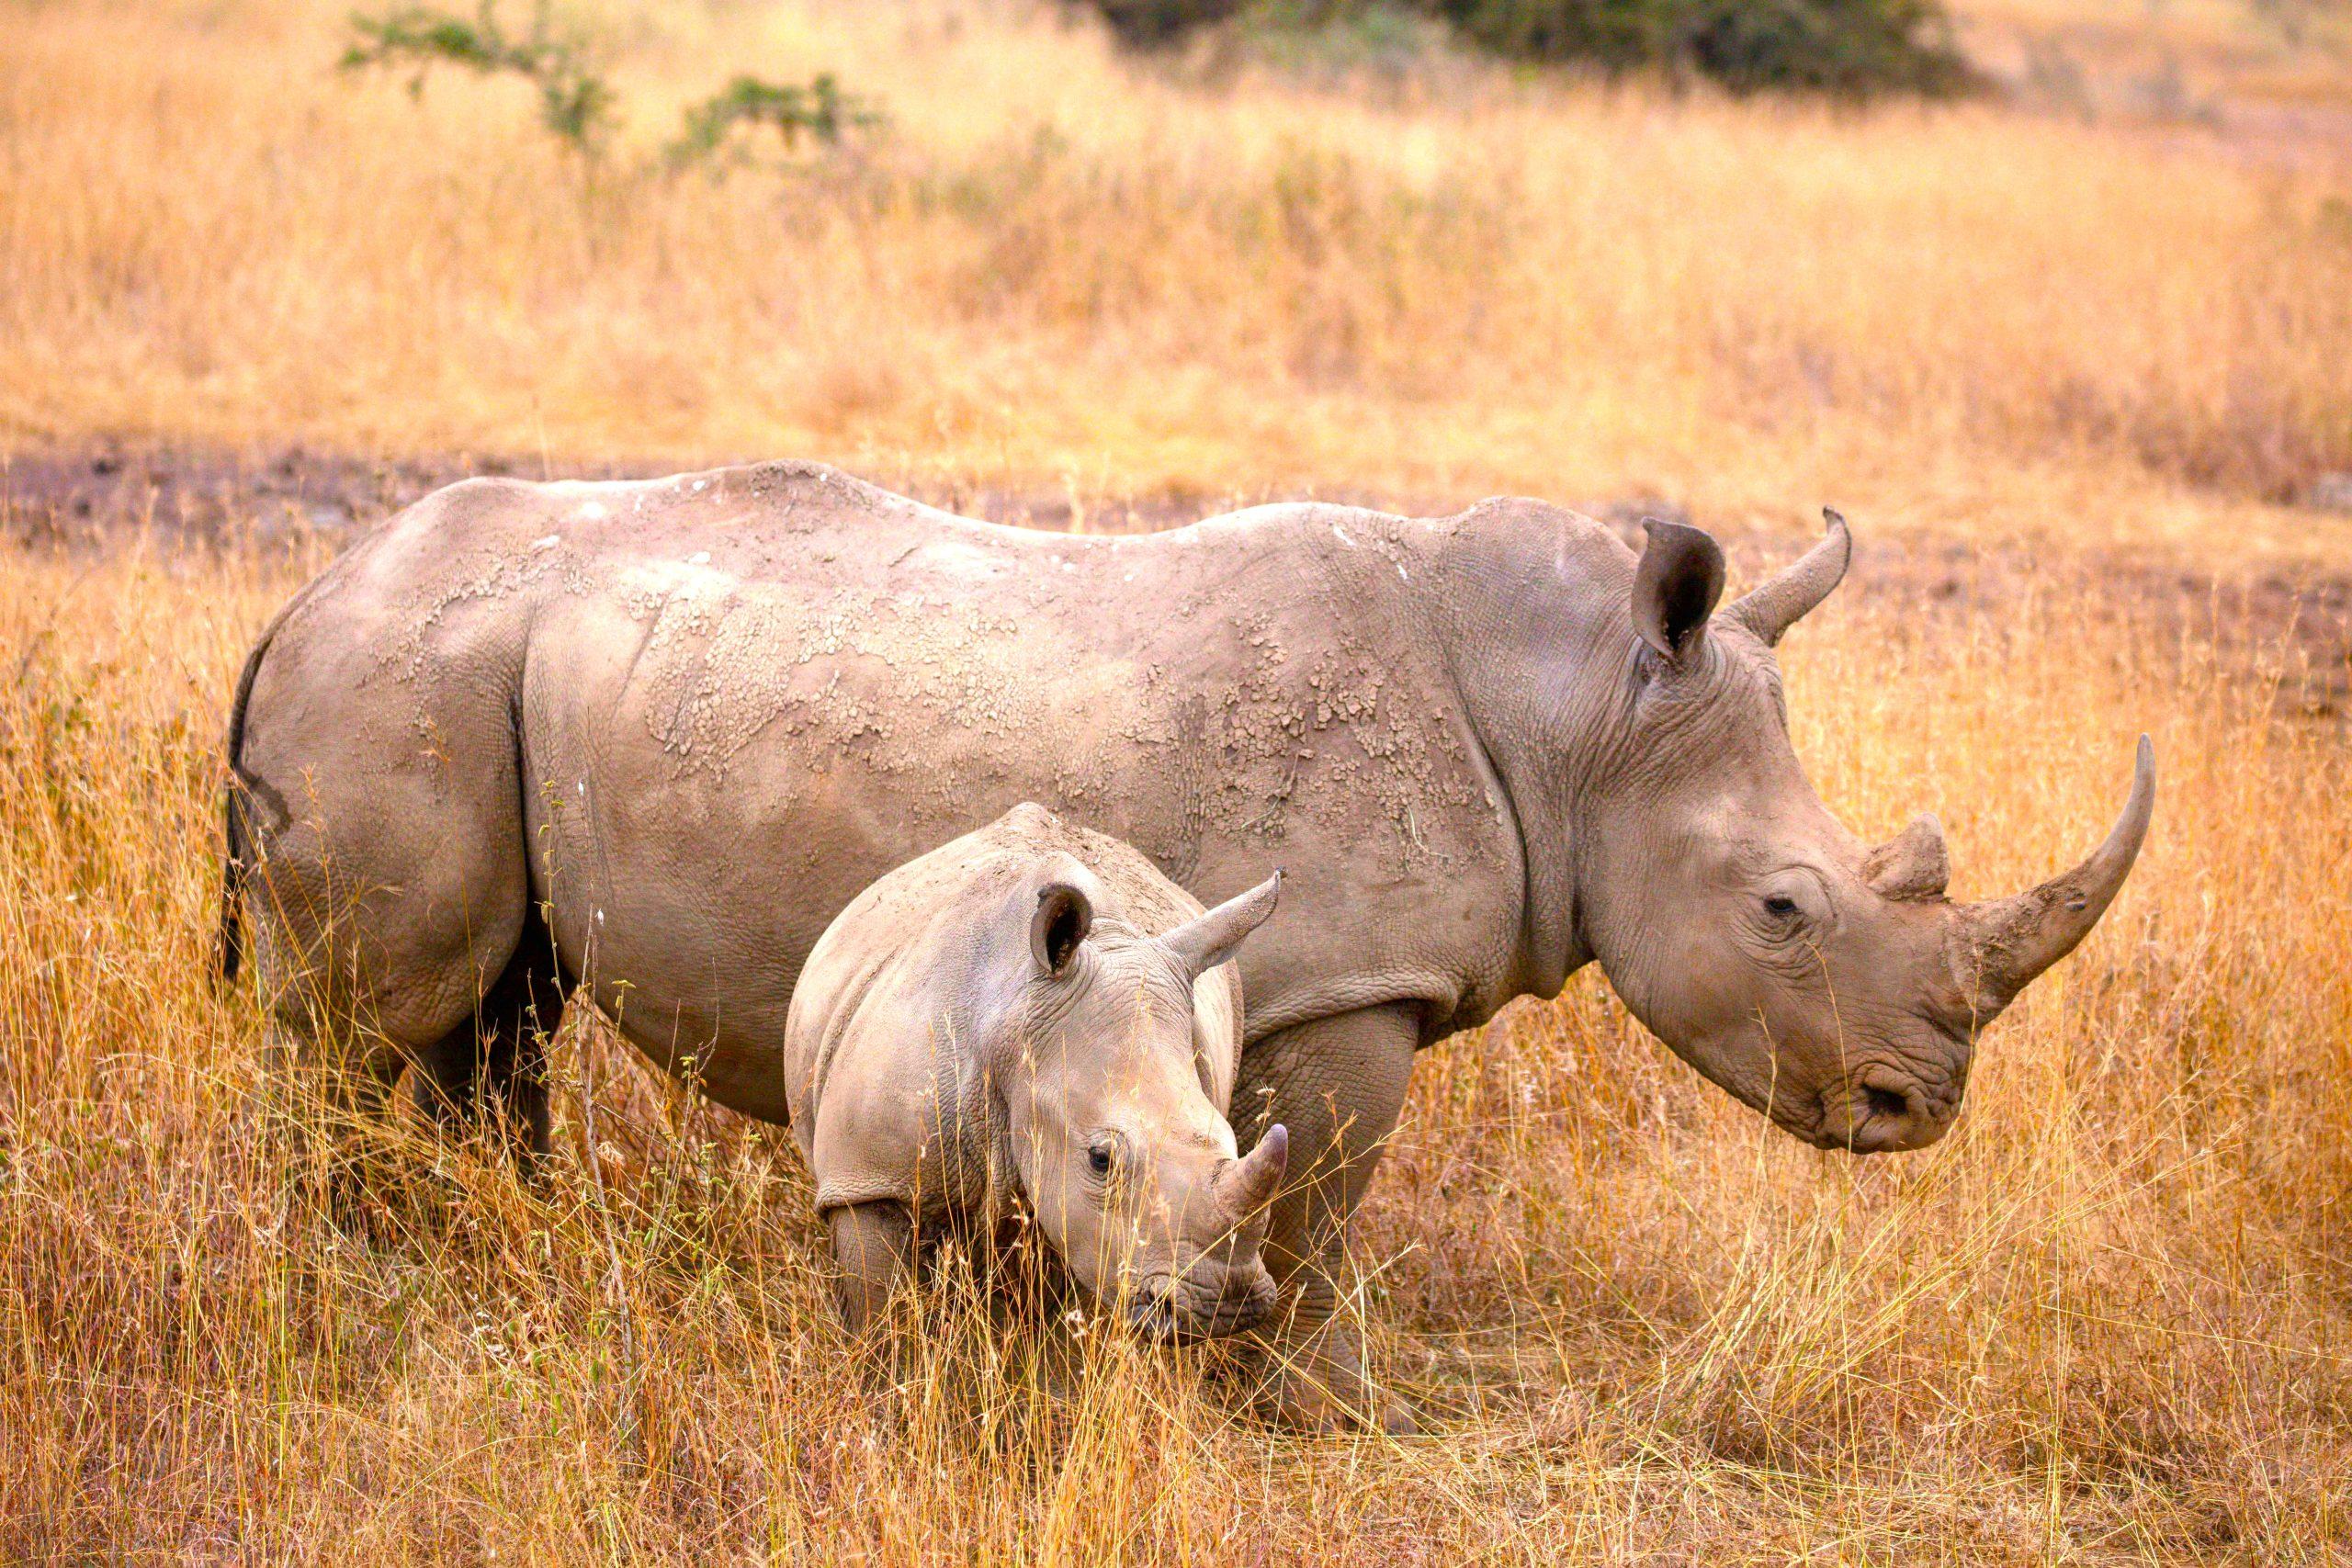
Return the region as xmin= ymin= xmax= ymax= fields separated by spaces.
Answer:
xmin=342 ymin=6 xmax=879 ymax=175
xmin=1072 ymin=0 xmax=1972 ymax=96
xmin=341 ymin=2 xmax=616 ymax=157
xmin=667 ymin=74 xmax=884 ymax=172
xmin=1436 ymin=0 xmax=1969 ymax=95
xmin=1081 ymin=0 xmax=1250 ymax=50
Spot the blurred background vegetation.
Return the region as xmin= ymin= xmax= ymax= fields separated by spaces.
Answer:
xmin=1089 ymin=0 xmax=1973 ymax=96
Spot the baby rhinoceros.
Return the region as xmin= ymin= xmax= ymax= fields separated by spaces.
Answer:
xmin=785 ymin=803 xmax=1290 ymax=1340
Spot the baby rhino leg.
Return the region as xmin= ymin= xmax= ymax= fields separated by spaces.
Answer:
xmin=827 ymin=1201 xmax=917 ymax=1335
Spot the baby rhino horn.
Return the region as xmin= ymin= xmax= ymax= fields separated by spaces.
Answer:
xmin=1215 ymin=1124 xmax=1288 ymax=1220
xmin=1160 ymin=871 xmax=1283 ymax=982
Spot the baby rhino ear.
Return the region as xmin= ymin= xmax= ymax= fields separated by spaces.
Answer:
xmin=1161 ymin=871 xmax=1283 ymax=982
xmin=1031 ymin=883 xmax=1093 ymax=977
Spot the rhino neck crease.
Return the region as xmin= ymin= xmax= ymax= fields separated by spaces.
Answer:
xmin=1431 ymin=502 xmax=1634 ymax=1002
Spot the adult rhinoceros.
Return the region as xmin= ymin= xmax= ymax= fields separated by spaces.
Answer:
xmin=219 ymin=461 xmax=2154 ymax=1432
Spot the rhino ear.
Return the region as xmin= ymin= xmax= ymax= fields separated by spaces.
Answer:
xmin=1030 ymin=883 xmax=1092 ymax=977
xmin=1631 ymin=519 xmax=1725 ymax=663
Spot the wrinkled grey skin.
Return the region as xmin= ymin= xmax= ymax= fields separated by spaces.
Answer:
xmin=220 ymin=461 xmax=2154 ymax=1432
xmin=785 ymin=802 xmax=1288 ymax=1339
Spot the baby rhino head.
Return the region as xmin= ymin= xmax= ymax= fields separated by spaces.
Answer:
xmin=1000 ymin=864 xmax=1287 ymax=1340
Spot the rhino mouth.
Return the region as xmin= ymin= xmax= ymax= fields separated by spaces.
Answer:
xmin=1807 ymin=1066 xmax=1955 ymax=1155
xmin=1123 ymin=1267 xmax=1278 ymax=1341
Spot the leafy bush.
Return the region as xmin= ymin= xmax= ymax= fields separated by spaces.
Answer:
xmin=342 ymin=5 xmax=879 ymax=172
xmin=341 ymin=2 xmax=616 ymax=156
xmin=668 ymin=74 xmax=883 ymax=171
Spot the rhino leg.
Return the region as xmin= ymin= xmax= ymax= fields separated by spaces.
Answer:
xmin=1234 ymin=1003 xmax=1420 ymax=1436
xmin=258 ymin=1000 xmax=405 ymax=1165
xmin=410 ymin=918 xmax=567 ymax=1166
xmin=233 ymin=577 xmax=536 ymax=1152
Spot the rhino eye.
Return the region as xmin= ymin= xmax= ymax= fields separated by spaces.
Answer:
xmin=1086 ymin=1143 xmax=1114 ymax=1177
xmin=1763 ymin=894 xmax=1800 ymax=919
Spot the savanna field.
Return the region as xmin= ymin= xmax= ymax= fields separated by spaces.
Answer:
xmin=4 ymin=0 xmax=2352 ymax=1560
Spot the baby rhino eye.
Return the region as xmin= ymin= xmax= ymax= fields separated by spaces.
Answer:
xmin=1086 ymin=1144 xmax=1114 ymax=1177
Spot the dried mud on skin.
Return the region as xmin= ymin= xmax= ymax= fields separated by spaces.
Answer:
xmin=6 ymin=439 xmax=2346 ymax=716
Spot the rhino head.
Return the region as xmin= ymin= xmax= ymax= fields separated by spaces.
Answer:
xmin=1568 ymin=513 xmax=2154 ymax=1153
xmin=1002 ymin=870 xmax=1290 ymax=1336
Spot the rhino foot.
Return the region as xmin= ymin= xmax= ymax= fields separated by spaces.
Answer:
xmin=1255 ymin=1325 xmax=1419 ymax=1437
xmin=1261 ymin=1366 xmax=1419 ymax=1436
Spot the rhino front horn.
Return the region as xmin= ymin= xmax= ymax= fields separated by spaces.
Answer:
xmin=1161 ymin=871 xmax=1283 ymax=982
xmin=1957 ymin=736 xmax=2156 ymax=1013
xmin=1216 ymin=1123 xmax=1288 ymax=1220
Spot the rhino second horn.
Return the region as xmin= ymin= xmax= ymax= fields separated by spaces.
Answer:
xmin=1865 ymin=814 xmax=1951 ymax=901
xmin=1216 ymin=1123 xmax=1289 ymax=1220
xmin=1162 ymin=871 xmax=1283 ymax=982
xmin=1955 ymin=736 xmax=2156 ymax=1013
xmin=1727 ymin=508 xmax=1852 ymax=647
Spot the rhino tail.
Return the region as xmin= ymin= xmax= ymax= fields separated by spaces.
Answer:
xmin=214 ymin=582 xmax=313 ymax=988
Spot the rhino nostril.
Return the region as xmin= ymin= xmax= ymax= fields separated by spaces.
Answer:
xmin=1125 ymin=1284 xmax=1174 ymax=1331
xmin=1864 ymin=1085 xmax=1912 ymax=1122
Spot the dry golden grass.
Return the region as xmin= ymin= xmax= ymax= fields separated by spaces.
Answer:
xmin=3 ymin=0 xmax=2351 ymax=562
xmin=5 ymin=0 xmax=2352 ymax=1562
xmin=5 ymin=489 xmax=2348 ymax=1563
